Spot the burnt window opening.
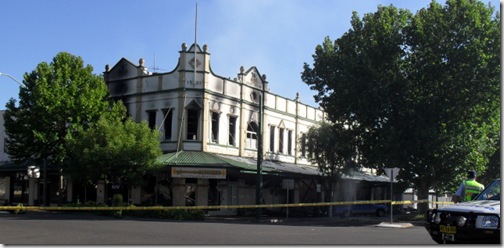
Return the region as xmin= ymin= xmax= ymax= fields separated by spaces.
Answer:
xmin=279 ymin=128 xmax=285 ymax=154
xmin=147 ymin=110 xmax=156 ymax=130
xmin=187 ymin=108 xmax=199 ymax=140
xmin=250 ymin=91 xmax=258 ymax=102
xmin=228 ymin=116 xmax=237 ymax=146
xmin=162 ymin=109 xmax=173 ymax=140
xmin=301 ymin=133 xmax=307 ymax=157
xmin=211 ymin=112 xmax=220 ymax=143
xmin=288 ymin=130 xmax=293 ymax=155
xmin=269 ymin=126 xmax=275 ymax=152
xmin=246 ymin=121 xmax=259 ymax=149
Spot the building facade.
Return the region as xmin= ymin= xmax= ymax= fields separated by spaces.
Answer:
xmin=0 ymin=42 xmax=392 ymax=216
xmin=102 ymin=42 xmax=389 ymax=216
xmin=103 ymin=43 xmax=332 ymax=215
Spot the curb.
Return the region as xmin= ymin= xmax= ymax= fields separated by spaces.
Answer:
xmin=376 ymin=222 xmax=414 ymax=228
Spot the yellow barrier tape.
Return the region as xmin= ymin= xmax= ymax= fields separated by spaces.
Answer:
xmin=0 ymin=199 xmax=443 ymax=211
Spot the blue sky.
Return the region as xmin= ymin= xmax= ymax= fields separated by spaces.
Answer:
xmin=0 ymin=0 xmax=499 ymax=108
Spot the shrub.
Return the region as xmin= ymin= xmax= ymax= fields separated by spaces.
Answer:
xmin=112 ymin=194 xmax=123 ymax=218
xmin=189 ymin=210 xmax=205 ymax=220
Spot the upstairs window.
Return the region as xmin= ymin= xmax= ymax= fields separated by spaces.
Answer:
xmin=246 ymin=122 xmax=258 ymax=149
xmin=288 ymin=130 xmax=293 ymax=155
xmin=228 ymin=116 xmax=237 ymax=146
xmin=279 ymin=128 xmax=284 ymax=154
xmin=187 ymin=108 xmax=199 ymax=140
xmin=147 ymin=110 xmax=156 ymax=130
xmin=269 ymin=126 xmax=275 ymax=152
xmin=211 ymin=112 xmax=220 ymax=143
xmin=301 ymin=133 xmax=307 ymax=157
xmin=162 ymin=108 xmax=173 ymax=140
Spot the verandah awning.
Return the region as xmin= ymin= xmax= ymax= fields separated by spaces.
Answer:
xmin=156 ymin=151 xmax=272 ymax=173
xmin=218 ymin=154 xmax=321 ymax=176
xmin=157 ymin=151 xmax=321 ymax=177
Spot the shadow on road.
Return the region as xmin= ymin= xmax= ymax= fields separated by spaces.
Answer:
xmin=1 ymin=210 xmax=423 ymax=227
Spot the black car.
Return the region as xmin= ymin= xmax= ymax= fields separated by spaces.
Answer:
xmin=425 ymin=179 xmax=500 ymax=244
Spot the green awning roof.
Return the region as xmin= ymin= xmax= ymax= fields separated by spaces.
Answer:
xmin=157 ymin=151 xmax=271 ymax=172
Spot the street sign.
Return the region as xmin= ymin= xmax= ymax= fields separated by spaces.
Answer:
xmin=384 ymin=167 xmax=400 ymax=181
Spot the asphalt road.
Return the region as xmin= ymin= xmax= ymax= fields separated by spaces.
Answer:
xmin=0 ymin=211 xmax=436 ymax=245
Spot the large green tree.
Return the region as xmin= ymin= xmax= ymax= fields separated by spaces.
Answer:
xmin=4 ymin=52 xmax=117 ymax=166
xmin=65 ymin=105 xmax=163 ymax=187
xmin=4 ymin=52 xmax=163 ymax=201
xmin=302 ymin=0 xmax=500 ymax=213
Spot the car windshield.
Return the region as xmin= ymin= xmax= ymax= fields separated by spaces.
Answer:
xmin=474 ymin=179 xmax=500 ymax=201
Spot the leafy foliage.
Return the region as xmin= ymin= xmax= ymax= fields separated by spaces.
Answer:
xmin=4 ymin=51 xmax=162 ymax=190
xmin=4 ymin=52 xmax=115 ymax=166
xmin=65 ymin=106 xmax=163 ymax=187
xmin=302 ymin=0 xmax=500 ymax=212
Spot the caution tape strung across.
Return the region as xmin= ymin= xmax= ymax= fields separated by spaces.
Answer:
xmin=0 ymin=199 xmax=453 ymax=211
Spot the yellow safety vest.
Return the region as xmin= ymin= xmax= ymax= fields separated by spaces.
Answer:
xmin=463 ymin=179 xmax=484 ymax=202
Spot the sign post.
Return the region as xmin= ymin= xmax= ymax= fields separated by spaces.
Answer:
xmin=384 ymin=167 xmax=400 ymax=224
xmin=282 ymin=179 xmax=294 ymax=219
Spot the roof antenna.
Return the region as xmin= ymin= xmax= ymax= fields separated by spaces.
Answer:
xmin=152 ymin=52 xmax=159 ymax=72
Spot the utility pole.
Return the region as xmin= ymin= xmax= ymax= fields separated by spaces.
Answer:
xmin=256 ymin=93 xmax=264 ymax=220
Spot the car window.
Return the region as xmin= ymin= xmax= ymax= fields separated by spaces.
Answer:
xmin=475 ymin=180 xmax=500 ymax=201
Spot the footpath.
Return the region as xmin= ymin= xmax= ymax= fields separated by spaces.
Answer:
xmin=205 ymin=214 xmax=423 ymax=228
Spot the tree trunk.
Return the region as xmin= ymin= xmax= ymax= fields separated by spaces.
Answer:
xmin=417 ymin=185 xmax=431 ymax=214
xmin=328 ymin=181 xmax=334 ymax=217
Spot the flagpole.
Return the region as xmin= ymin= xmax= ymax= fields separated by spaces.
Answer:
xmin=194 ymin=2 xmax=197 ymax=85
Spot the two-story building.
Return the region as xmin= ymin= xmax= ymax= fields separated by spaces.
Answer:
xmin=0 ymin=42 xmax=391 ymax=216
xmin=101 ymin=42 xmax=390 ymax=216
xmin=102 ymin=43 xmax=330 ymax=215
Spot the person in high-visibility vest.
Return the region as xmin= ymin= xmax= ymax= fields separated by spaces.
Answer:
xmin=452 ymin=170 xmax=485 ymax=203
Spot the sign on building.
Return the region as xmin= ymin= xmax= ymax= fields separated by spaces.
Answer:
xmin=171 ymin=167 xmax=226 ymax=179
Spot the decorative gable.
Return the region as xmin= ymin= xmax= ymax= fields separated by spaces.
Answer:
xmin=240 ymin=66 xmax=266 ymax=90
xmin=106 ymin=58 xmax=139 ymax=81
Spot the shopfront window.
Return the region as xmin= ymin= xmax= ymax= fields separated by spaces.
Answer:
xmin=185 ymin=178 xmax=197 ymax=206
xmin=208 ymin=179 xmax=221 ymax=206
xmin=185 ymin=185 xmax=196 ymax=206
